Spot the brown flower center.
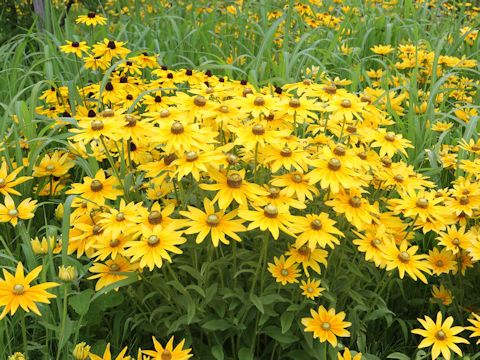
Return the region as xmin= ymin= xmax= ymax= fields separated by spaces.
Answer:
xmin=254 ymin=97 xmax=265 ymax=106
xmin=87 ymin=12 xmax=96 ymax=18
xmin=311 ymin=219 xmax=322 ymax=230
xmin=280 ymin=147 xmax=292 ymax=157
xmin=303 ymin=79 xmax=313 ymax=85
xmin=471 ymin=144 xmax=480 ymax=151
xmin=268 ymin=187 xmax=280 ymax=198
xmin=110 ymin=263 xmax=120 ymax=272
xmin=416 ymin=198 xmax=429 ymax=209
xmin=264 ymin=204 xmax=278 ymax=218
xmin=161 ymin=350 xmax=172 ymax=360
xmin=370 ymin=238 xmax=381 ymax=248
xmin=341 ymin=99 xmax=352 ymax=108
xmin=292 ymin=174 xmax=303 ymax=183
xmin=243 ymin=88 xmax=254 ymax=97
xmin=90 ymin=119 xmax=104 ymax=131
xmin=327 ymin=158 xmax=341 ymax=171
xmin=321 ymin=322 xmax=331 ymax=330
xmin=160 ymin=109 xmax=170 ymax=118
xmin=357 ymin=151 xmax=367 ymax=160
xmin=252 ymin=124 xmax=265 ymax=135
xmin=397 ymin=251 xmax=410 ymax=263
xmin=164 ymin=153 xmax=176 ymax=165
xmin=102 ymin=109 xmax=115 ymax=117
xmin=435 ymin=330 xmax=446 ymax=341
xmin=107 ymin=41 xmax=116 ymax=49
xmin=227 ymin=173 xmax=243 ymax=188
xmin=148 ymin=211 xmax=163 ymax=225
xmin=435 ymin=260 xmax=444 ymax=267
xmin=459 ymin=196 xmax=469 ymax=205
xmin=324 ymin=85 xmax=336 ymax=94
xmin=72 ymin=41 xmax=80 ymax=47
xmin=346 ymin=125 xmax=357 ymax=133
xmin=394 ymin=174 xmax=404 ymax=183
xmin=8 ymin=209 xmax=18 ymax=217
xmin=289 ymin=98 xmax=301 ymax=108
xmin=349 ymin=196 xmax=362 ymax=208
xmin=92 ymin=225 xmax=102 ymax=235
xmin=110 ymin=239 xmax=120 ymax=247
xmin=452 ymin=238 xmax=460 ymax=245
xmin=90 ymin=179 xmax=103 ymax=192
xmin=298 ymin=245 xmax=310 ymax=256
xmin=381 ymin=156 xmax=392 ymax=168
xmin=384 ymin=132 xmax=396 ymax=142
xmin=170 ymin=121 xmax=184 ymax=135
xmin=206 ymin=214 xmax=221 ymax=227
xmin=360 ymin=94 xmax=372 ymax=104
xmin=147 ymin=235 xmax=160 ymax=246
xmin=219 ymin=105 xmax=229 ymax=113
xmin=333 ymin=145 xmax=346 ymax=156
xmin=125 ymin=115 xmax=137 ymax=127
xmin=185 ymin=151 xmax=199 ymax=162
xmin=226 ymin=153 xmax=239 ymax=165
xmin=0 ymin=178 xmax=5 ymax=186
xmin=115 ymin=212 xmax=125 ymax=222
xmin=13 ymin=284 xmax=25 ymax=295
xmin=194 ymin=95 xmax=206 ymax=107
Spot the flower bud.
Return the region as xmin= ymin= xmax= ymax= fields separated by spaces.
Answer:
xmin=8 ymin=353 xmax=25 ymax=360
xmin=59 ymin=265 xmax=75 ymax=282
xmin=73 ymin=342 xmax=91 ymax=360
xmin=55 ymin=203 xmax=64 ymax=220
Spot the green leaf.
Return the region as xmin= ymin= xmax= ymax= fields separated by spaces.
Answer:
xmin=280 ymin=311 xmax=295 ymax=334
xmin=202 ymin=319 xmax=231 ymax=331
xmin=250 ymin=293 xmax=264 ymax=314
xmin=387 ymin=352 xmax=411 ymax=360
xmin=238 ymin=348 xmax=254 ymax=360
xmin=211 ymin=345 xmax=224 ymax=360
xmin=69 ymin=289 xmax=94 ymax=316
xmin=261 ymin=326 xmax=298 ymax=345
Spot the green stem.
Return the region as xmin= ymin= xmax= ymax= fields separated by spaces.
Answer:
xmin=56 ymin=283 xmax=69 ymax=360
xmin=250 ymin=231 xmax=269 ymax=295
xmin=21 ymin=311 xmax=28 ymax=358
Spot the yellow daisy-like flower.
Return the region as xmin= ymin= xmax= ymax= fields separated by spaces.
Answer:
xmin=430 ymin=285 xmax=454 ymax=306
xmin=32 ymin=150 xmax=75 ymax=178
xmin=307 ymin=156 xmax=357 ymax=194
xmin=290 ymin=213 xmax=343 ymax=250
xmin=411 ymin=312 xmax=469 ymax=360
xmin=124 ymin=225 xmax=186 ymax=271
xmin=0 ymin=195 xmax=37 ymax=226
xmin=301 ymin=305 xmax=351 ymax=347
xmin=427 ymin=247 xmax=457 ymax=275
xmin=97 ymin=200 xmax=142 ymax=240
xmin=370 ymin=128 xmax=413 ymax=158
xmin=466 ymin=312 xmax=480 ymax=344
xmin=299 ymin=278 xmax=324 ymax=299
xmin=382 ymin=240 xmax=431 ymax=283
xmin=76 ymin=12 xmax=107 ymax=26
xmin=0 ymin=161 xmax=31 ymax=196
xmin=179 ymin=198 xmax=246 ymax=247
xmin=143 ymin=336 xmax=193 ymax=360
xmin=370 ymin=44 xmax=394 ymax=55
xmin=92 ymin=39 xmax=131 ymax=62
xmin=239 ymin=204 xmax=294 ymax=240
xmin=0 ymin=262 xmax=59 ymax=319
xmin=60 ymin=41 xmax=90 ymax=58
xmin=88 ymin=256 xmax=138 ymax=292
xmin=436 ymin=225 xmax=471 ymax=254
xmin=267 ymin=255 xmax=301 ymax=285
xmin=271 ymin=171 xmax=319 ymax=203
xmin=88 ymin=343 xmax=130 ymax=360
xmin=337 ymin=347 xmax=362 ymax=360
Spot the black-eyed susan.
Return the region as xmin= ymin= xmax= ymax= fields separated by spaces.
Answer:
xmin=301 ymin=305 xmax=351 ymax=347
xmin=382 ymin=240 xmax=431 ymax=283
xmin=263 ymin=144 xmax=309 ymax=173
xmin=92 ymin=39 xmax=131 ymax=61
xmin=271 ymin=171 xmax=319 ymax=202
xmin=60 ymin=41 xmax=90 ymax=58
xmin=286 ymin=243 xmax=328 ymax=276
xmin=98 ymin=200 xmax=142 ymax=240
xmin=0 ymin=195 xmax=37 ymax=226
xmin=88 ymin=344 xmax=130 ymax=360
xmin=389 ymin=189 xmax=447 ymax=224
xmin=299 ymin=278 xmax=324 ymax=299
xmin=143 ymin=336 xmax=193 ymax=360
xmin=466 ymin=312 xmax=480 ymax=344
xmin=124 ymin=225 xmax=186 ymax=271
xmin=326 ymin=188 xmax=375 ymax=230
xmin=428 ymin=247 xmax=457 ymax=275
xmin=411 ymin=312 xmax=469 ymax=360
xmin=0 ymin=161 xmax=31 ymax=196
xmin=431 ymin=285 xmax=454 ymax=306
xmin=267 ymin=255 xmax=301 ymax=285
xmin=32 ymin=151 xmax=75 ymax=178
xmin=179 ymin=198 xmax=246 ymax=247
xmin=436 ymin=225 xmax=472 ymax=254
xmin=307 ymin=156 xmax=357 ymax=194
xmin=88 ymin=256 xmax=138 ymax=291
xmin=352 ymin=225 xmax=390 ymax=268
xmin=76 ymin=12 xmax=107 ymax=26
xmin=337 ymin=348 xmax=362 ymax=360
xmin=0 ymin=262 xmax=59 ymax=319
xmin=239 ymin=204 xmax=294 ymax=240
xmin=289 ymin=213 xmax=343 ymax=250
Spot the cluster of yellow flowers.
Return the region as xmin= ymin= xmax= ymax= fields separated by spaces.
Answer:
xmin=1 ymin=1 xmax=480 ymax=359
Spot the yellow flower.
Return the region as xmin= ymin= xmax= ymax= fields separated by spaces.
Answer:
xmin=430 ymin=285 xmax=453 ymax=306
xmin=0 ymin=262 xmax=59 ymax=319
xmin=290 ymin=213 xmax=343 ymax=250
xmin=32 ymin=150 xmax=75 ymax=178
xmin=382 ymin=240 xmax=431 ymax=283
xmin=88 ymin=256 xmax=138 ymax=291
xmin=73 ymin=342 xmax=91 ymax=360
xmin=143 ymin=336 xmax=193 ymax=360
xmin=301 ymin=305 xmax=351 ymax=346
xmin=466 ymin=312 xmax=480 ymax=344
xmin=299 ymin=278 xmax=324 ymax=299
xmin=370 ymin=44 xmax=394 ymax=55
xmin=31 ymin=236 xmax=61 ymax=255
xmin=76 ymin=12 xmax=107 ymax=26
xmin=267 ymin=255 xmax=301 ymax=285
xmin=60 ymin=41 xmax=90 ymax=58
xmin=337 ymin=348 xmax=362 ymax=360
xmin=411 ymin=312 xmax=469 ymax=360
xmin=8 ymin=353 xmax=25 ymax=360
xmin=239 ymin=204 xmax=294 ymax=240
xmin=92 ymin=39 xmax=131 ymax=62
xmin=0 ymin=195 xmax=37 ymax=226
xmin=89 ymin=343 xmax=130 ymax=360
xmin=0 ymin=161 xmax=31 ymax=196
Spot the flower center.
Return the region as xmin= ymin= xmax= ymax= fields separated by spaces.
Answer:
xmin=125 ymin=115 xmax=137 ymax=127
xmin=46 ymin=165 xmax=55 ymax=172
xmin=333 ymin=145 xmax=346 ymax=156
xmin=298 ymin=245 xmax=310 ymax=256
xmin=227 ymin=173 xmax=243 ymax=188
xmin=384 ymin=132 xmax=396 ymax=142
xmin=311 ymin=219 xmax=322 ymax=230
xmin=289 ymin=98 xmax=301 ymax=108
xmin=280 ymin=269 xmax=289 ymax=276
xmin=327 ymin=158 xmax=341 ymax=171
xmin=160 ymin=109 xmax=170 ymax=118
xmin=243 ymin=88 xmax=254 ymax=97
xmin=459 ymin=196 xmax=469 ymax=205
xmin=206 ymin=214 xmax=221 ymax=227
xmin=292 ymin=174 xmax=303 ymax=183
xmin=381 ymin=156 xmax=392 ymax=168
xmin=226 ymin=153 xmax=239 ymax=165
xmin=93 ymin=225 xmax=102 ymax=235
xmin=185 ymin=151 xmax=199 ymax=162
xmin=87 ymin=12 xmax=96 ymax=18
xmin=435 ymin=260 xmax=444 ymax=267
xmin=268 ymin=187 xmax=280 ymax=198
xmin=321 ymin=322 xmax=331 ymax=330
xmin=72 ymin=41 xmax=80 ymax=47
xmin=346 ymin=125 xmax=357 ymax=133
xmin=147 ymin=235 xmax=160 ymax=246
xmin=90 ymin=179 xmax=103 ymax=192
xmin=90 ymin=119 xmax=104 ymax=131
xmin=0 ymin=178 xmax=5 ymax=186
xmin=361 ymin=94 xmax=372 ymax=103
xmin=471 ymin=144 xmax=480 ymax=151
xmin=194 ymin=95 xmax=206 ymax=107
xmin=349 ymin=196 xmax=362 ymax=208
xmin=102 ymin=109 xmax=115 ymax=117
xmin=394 ymin=174 xmax=404 ymax=183
xmin=397 ymin=251 xmax=410 ymax=263
xmin=254 ymin=97 xmax=265 ymax=106
xmin=416 ymin=198 xmax=429 ymax=209
xmin=303 ymin=79 xmax=313 ymax=85
xmin=357 ymin=151 xmax=367 ymax=160
xmin=8 ymin=209 xmax=18 ymax=217
xmin=164 ymin=153 xmax=176 ymax=165
xmin=154 ymin=95 xmax=162 ymax=103
xmin=324 ymin=85 xmax=336 ymax=94
xmin=435 ymin=330 xmax=446 ymax=341
xmin=205 ymin=87 xmax=214 ymax=94
xmin=280 ymin=147 xmax=292 ymax=157
xmin=452 ymin=238 xmax=460 ymax=245
xmin=170 ymin=121 xmax=184 ymax=135
xmin=107 ymin=40 xmax=116 ymax=49
xmin=110 ymin=239 xmax=120 ymax=247
xmin=115 ymin=212 xmax=125 ymax=222
xmin=341 ymin=99 xmax=352 ymax=108
xmin=148 ymin=211 xmax=163 ymax=225
xmin=110 ymin=263 xmax=120 ymax=272
xmin=161 ymin=350 xmax=172 ymax=360
xmin=252 ymin=124 xmax=265 ymax=136
xmin=264 ymin=204 xmax=278 ymax=218
xmin=12 ymin=284 xmax=25 ymax=295
xmin=307 ymin=287 xmax=314 ymax=293
xmin=219 ymin=105 xmax=229 ymax=113
xmin=370 ymin=238 xmax=381 ymax=248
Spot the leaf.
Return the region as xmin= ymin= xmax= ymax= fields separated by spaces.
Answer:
xmin=238 ymin=348 xmax=254 ymax=360
xmin=364 ymin=308 xmax=395 ymax=322
xmin=250 ymin=293 xmax=264 ymax=314
xmin=280 ymin=311 xmax=295 ymax=334
xmin=387 ymin=352 xmax=411 ymax=360
xmin=211 ymin=345 xmax=224 ymax=360
xmin=69 ymin=289 xmax=94 ymax=316
xmin=202 ymin=319 xmax=231 ymax=331
xmin=261 ymin=326 xmax=298 ymax=345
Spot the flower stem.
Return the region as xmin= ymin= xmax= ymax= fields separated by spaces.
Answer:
xmin=20 ymin=311 xmax=28 ymax=358
xmin=56 ymin=283 xmax=69 ymax=360
xmin=250 ymin=231 xmax=269 ymax=295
